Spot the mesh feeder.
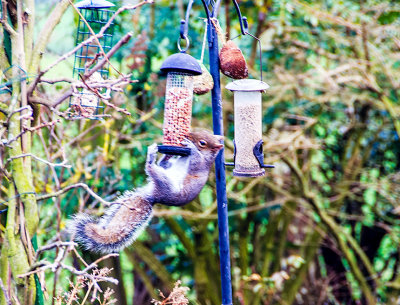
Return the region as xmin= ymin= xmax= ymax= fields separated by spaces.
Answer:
xmin=70 ymin=0 xmax=115 ymax=119
xmin=158 ymin=52 xmax=202 ymax=156
xmin=226 ymin=79 xmax=274 ymax=177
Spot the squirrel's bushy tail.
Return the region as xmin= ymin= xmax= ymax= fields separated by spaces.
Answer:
xmin=68 ymin=192 xmax=153 ymax=254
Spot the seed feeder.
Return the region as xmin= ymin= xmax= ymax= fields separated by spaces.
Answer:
xmin=223 ymin=6 xmax=274 ymax=177
xmin=226 ymin=79 xmax=274 ymax=177
xmin=157 ymin=33 xmax=202 ymax=156
xmin=70 ymin=0 xmax=115 ymax=119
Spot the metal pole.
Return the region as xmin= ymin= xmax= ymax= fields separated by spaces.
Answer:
xmin=207 ymin=10 xmax=234 ymax=305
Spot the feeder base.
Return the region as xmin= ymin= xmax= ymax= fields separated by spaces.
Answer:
xmin=158 ymin=145 xmax=191 ymax=156
xmin=233 ymin=168 xmax=265 ymax=177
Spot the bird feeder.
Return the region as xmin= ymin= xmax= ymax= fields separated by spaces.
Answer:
xmin=70 ymin=0 xmax=115 ymax=119
xmin=158 ymin=52 xmax=202 ymax=155
xmin=226 ymin=79 xmax=274 ymax=177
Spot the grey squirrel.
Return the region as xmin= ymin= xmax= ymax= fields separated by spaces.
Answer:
xmin=69 ymin=130 xmax=224 ymax=254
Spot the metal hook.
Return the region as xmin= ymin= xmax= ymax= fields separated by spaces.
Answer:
xmin=230 ymin=0 xmax=264 ymax=81
xmin=232 ymin=0 xmax=247 ymax=35
xmin=182 ymin=0 xmax=214 ymax=47
xmin=180 ymin=0 xmax=195 ymax=39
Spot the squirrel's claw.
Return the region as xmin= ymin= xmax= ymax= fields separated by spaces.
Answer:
xmin=147 ymin=143 xmax=158 ymax=164
xmin=182 ymin=138 xmax=196 ymax=150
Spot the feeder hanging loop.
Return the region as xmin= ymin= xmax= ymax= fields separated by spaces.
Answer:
xmin=177 ymin=35 xmax=190 ymax=53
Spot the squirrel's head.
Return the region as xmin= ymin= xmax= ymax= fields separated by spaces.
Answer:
xmin=187 ymin=130 xmax=224 ymax=161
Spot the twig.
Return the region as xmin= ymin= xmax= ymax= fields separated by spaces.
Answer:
xmin=27 ymin=1 xmax=151 ymax=96
xmin=79 ymin=76 xmax=131 ymax=116
xmin=36 ymin=182 xmax=111 ymax=206
xmin=40 ymin=77 xmax=75 ymax=84
xmin=7 ymin=153 xmax=71 ymax=168
xmin=84 ymin=32 xmax=133 ymax=80
xmin=2 ymin=119 xmax=61 ymax=147
xmin=29 ymin=33 xmax=136 ymax=111
xmin=72 ymin=248 xmax=89 ymax=268
xmin=18 ymin=261 xmax=119 ymax=286
xmin=5 ymin=106 xmax=32 ymax=125
xmin=6 ymin=119 xmax=60 ymax=145
xmin=82 ymin=254 xmax=119 ymax=273
xmin=101 ymin=98 xmax=131 ymax=115
xmin=68 ymin=0 xmax=121 ymax=77
xmin=52 ymin=90 xmax=73 ymax=108
xmin=35 ymin=241 xmax=77 ymax=260
xmin=27 ymin=96 xmax=69 ymax=117
xmin=0 ymin=0 xmax=17 ymax=36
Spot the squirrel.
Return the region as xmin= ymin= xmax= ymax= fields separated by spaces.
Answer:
xmin=69 ymin=130 xmax=224 ymax=254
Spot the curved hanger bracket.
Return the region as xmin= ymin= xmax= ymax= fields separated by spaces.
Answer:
xmin=253 ymin=140 xmax=274 ymax=169
xmin=231 ymin=0 xmax=264 ymax=81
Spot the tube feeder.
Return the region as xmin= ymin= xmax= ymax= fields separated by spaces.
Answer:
xmin=158 ymin=52 xmax=202 ymax=156
xmin=226 ymin=79 xmax=274 ymax=177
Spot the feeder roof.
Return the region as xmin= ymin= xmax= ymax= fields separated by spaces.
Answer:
xmin=75 ymin=0 xmax=115 ymax=9
xmin=226 ymin=79 xmax=269 ymax=92
xmin=160 ymin=53 xmax=202 ymax=76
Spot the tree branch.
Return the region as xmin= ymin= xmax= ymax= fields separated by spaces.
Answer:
xmin=36 ymin=182 xmax=111 ymax=206
xmin=0 ymin=0 xmax=17 ymax=37
xmin=6 ymin=153 xmax=71 ymax=169
xmin=27 ymin=1 xmax=151 ymax=96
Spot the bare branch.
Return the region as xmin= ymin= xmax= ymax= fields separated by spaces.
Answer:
xmin=35 ymin=241 xmax=77 ymax=259
xmin=28 ymin=32 xmax=136 ymax=116
xmin=40 ymin=77 xmax=75 ymax=84
xmin=0 ymin=0 xmax=17 ymax=36
xmin=68 ymin=0 xmax=121 ymax=77
xmin=18 ymin=261 xmax=119 ymax=286
xmin=84 ymin=32 xmax=133 ymax=80
xmin=2 ymin=119 xmax=60 ymax=146
xmin=7 ymin=153 xmax=71 ymax=169
xmin=82 ymin=253 xmax=119 ymax=273
xmin=36 ymin=182 xmax=112 ymax=206
xmin=27 ymin=1 xmax=151 ymax=96
xmin=78 ymin=74 xmax=132 ymax=116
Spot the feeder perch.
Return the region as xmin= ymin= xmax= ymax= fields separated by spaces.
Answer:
xmin=70 ymin=0 xmax=115 ymax=119
xmin=158 ymin=52 xmax=202 ymax=156
xmin=226 ymin=79 xmax=274 ymax=177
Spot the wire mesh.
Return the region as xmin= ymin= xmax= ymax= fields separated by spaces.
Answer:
xmin=163 ymin=72 xmax=194 ymax=146
xmin=0 ymin=65 xmax=29 ymax=95
xmin=70 ymin=7 xmax=115 ymax=119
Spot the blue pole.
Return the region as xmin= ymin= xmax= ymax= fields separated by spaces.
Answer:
xmin=207 ymin=14 xmax=234 ymax=305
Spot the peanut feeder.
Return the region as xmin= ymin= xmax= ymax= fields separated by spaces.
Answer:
xmin=158 ymin=53 xmax=202 ymax=156
xmin=226 ymin=79 xmax=274 ymax=177
xmin=70 ymin=0 xmax=116 ymax=119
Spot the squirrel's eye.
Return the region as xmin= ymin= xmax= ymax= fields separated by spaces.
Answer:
xmin=199 ymin=140 xmax=207 ymax=147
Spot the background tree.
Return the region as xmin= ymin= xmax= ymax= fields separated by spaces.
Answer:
xmin=1 ymin=0 xmax=400 ymax=304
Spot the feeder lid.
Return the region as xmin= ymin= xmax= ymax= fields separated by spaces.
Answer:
xmin=226 ymin=79 xmax=269 ymax=92
xmin=160 ymin=53 xmax=202 ymax=76
xmin=75 ymin=0 xmax=115 ymax=9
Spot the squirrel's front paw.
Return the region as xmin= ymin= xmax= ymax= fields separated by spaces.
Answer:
xmin=182 ymin=139 xmax=196 ymax=150
xmin=147 ymin=143 xmax=158 ymax=164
